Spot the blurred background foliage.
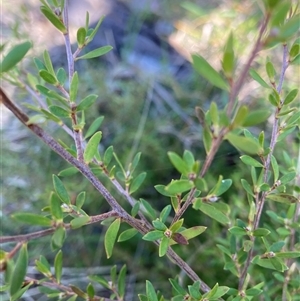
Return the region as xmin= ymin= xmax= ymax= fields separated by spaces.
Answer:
xmin=1 ymin=0 xmax=299 ymax=300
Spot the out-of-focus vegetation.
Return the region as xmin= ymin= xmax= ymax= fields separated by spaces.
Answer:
xmin=1 ymin=0 xmax=299 ymax=300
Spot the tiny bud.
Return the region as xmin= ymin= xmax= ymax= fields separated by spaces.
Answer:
xmin=164 ymin=229 xmax=172 ymax=238
xmin=188 ymin=172 xmax=196 ymax=181
xmin=54 ymin=8 xmax=61 ymax=16
xmin=209 ymin=196 xmax=219 ymax=202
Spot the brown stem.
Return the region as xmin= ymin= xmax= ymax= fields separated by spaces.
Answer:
xmin=238 ymin=43 xmax=290 ymax=291
xmin=0 ymin=211 xmax=118 ymax=244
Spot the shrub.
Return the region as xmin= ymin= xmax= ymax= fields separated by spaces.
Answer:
xmin=1 ymin=1 xmax=299 ymax=300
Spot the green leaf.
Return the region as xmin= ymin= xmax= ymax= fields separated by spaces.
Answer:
xmin=58 ymin=167 xmax=78 ymax=177
xmin=70 ymin=285 xmax=87 ymax=298
xmin=85 ymin=16 xmax=104 ymax=44
xmin=183 ymin=150 xmax=195 ymax=170
xmin=87 ymin=283 xmax=95 ymax=299
xmin=35 ymin=260 xmax=52 ymax=277
xmin=43 ymin=50 xmax=55 ymax=76
xmin=34 ymin=57 xmax=46 ymax=71
xmin=52 ymin=226 xmax=66 ymax=250
xmin=0 ymin=41 xmax=31 ymax=73
xmin=283 ymin=89 xmax=298 ymax=105
xmin=89 ymin=275 xmax=110 ymax=289
xmin=76 ymin=94 xmax=98 ymax=111
xmin=240 ymin=155 xmax=264 ymax=167
xmin=75 ymin=191 xmax=86 ymax=209
xmin=280 ymin=171 xmax=296 ymax=184
xmin=146 ymin=280 xmax=158 ymax=301
xmin=84 ymin=116 xmax=104 ymax=139
xmin=278 ymin=14 xmax=300 ymax=40
xmin=241 ymin=179 xmax=254 ymax=196
xmin=40 ymin=109 xmax=61 ymax=123
xmin=268 ymin=92 xmax=280 ymax=107
xmin=118 ymin=265 xmax=127 ymax=298
xmin=210 ymin=101 xmax=219 ymax=126
xmin=53 ymin=175 xmax=70 ymax=204
xmin=253 ymin=228 xmax=271 ymax=237
xmin=140 ymin=199 xmax=157 ymax=220
xmin=270 ymin=241 xmax=285 ymax=252
xmin=245 ymin=287 xmax=263 ymax=296
xmin=84 ymin=131 xmax=102 ymax=163
xmin=70 ymin=216 xmax=90 ymax=229
xmin=50 ymin=192 xmax=63 ymax=220
xmin=169 ymin=226 xmax=206 ymax=245
xmin=118 ymin=228 xmax=139 ymax=242
xmin=10 ymin=244 xmax=28 ymax=296
xmin=271 ymin=155 xmax=279 ymax=182
xmin=103 ymin=145 xmax=113 ymax=166
xmin=169 ymin=219 xmax=184 ymax=233
xmin=104 ymin=218 xmax=121 ymax=258
xmin=169 ymin=279 xmax=187 ymax=295
xmin=56 ymin=67 xmax=66 ymax=85
xmin=129 ymin=172 xmax=147 ymax=194
xmin=142 ymin=230 xmax=164 ymax=241
xmin=266 ymin=61 xmax=276 ymax=83
xmin=36 ymin=84 xmax=68 ymax=104
xmin=70 ymin=72 xmax=79 ymax=102
xmin=12 ymin=213 xmax=52 ymax=227
xmin=192 ymin=54 xmax=229 ymax=90
xmin=152 ymin=219 xmax=167 ymax=231
xmin=232 ymin=105 xmax=248 ymax=128
xmin=188 ymin=281 xmax=201 ymax=299
xmin=193 ymin=200 xmax=230 ymax=225
xmin=159 ymin=236 xmax=170 ymax=257
xmin=229 ymin=226 xmax=247 ymax=236
xmin=54 ymin=250 xmax=63 ymax=284
xmin=276 ymin=251 xmax=300 ymax=259
xmin=154 ymin=184 xmax=175 ymax=197
xmin=249 ymin=68 xmax=270 ymax=88
xmin=160 ymin=205 xmax=172 ymax=223
xmin=77 ymin=27 xmax=86 ymax=47
xmin=267 ymin=193 xmax=298 ymax=204
xmin=167 ymin=152 xmax=189 ymax=175
xmin=39 ymin=69 xmax=58 ymax=85
xmin=131 ymin=202 xmax=140 ymax=217
xmin=49 ymin=105 xmax=70 ymax=118
xmin=203 ymin=126 xmax=212 ymax=154
xmin=25 ymin=114 xmax=47 ymax=125
xmin=166 ymin=180 xmax=194 ymax=195
xmin=226 ymin=133 xmax=262 ymax=154
xmin=76 ymin=46 xmax=113 ymax=60
xmin=222 ymin=32 xmax=235 ymax=78
xmin=209 ymin=286 xmax=230 ymax=299
xmin=213 ymin=178 xmax=232 ymax=196
xmin=242 ymin=110 xmax=272 ymax=126
xmin=40 ymin=6 xmax=67 ymax=33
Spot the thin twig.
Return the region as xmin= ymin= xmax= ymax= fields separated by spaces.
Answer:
xmin=238 ymin=43 xmax=290 ymax=291
xmin=62 ymin=0 xmax=84 ymax=162
xmin=0 ymin=211 xmax=118 ymax=244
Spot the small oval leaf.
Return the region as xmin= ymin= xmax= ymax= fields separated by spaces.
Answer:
xmin=76 ymin=46 xmax=113 ymax=60
xmin=70 ymin=216 xmax=90 ymax=229
xmin=10 ymin=244 xmax=28 ymax=296
xmin=76 ymin=94 xmax=98 ymax=111
xmin=192 ymin=54 xmax=229 ymax=90
xmin=0 ymin=41 xmax=31 ymax=73
xmin=53 ymin=175 xmax=70 ymax=204
xmin=84 ymin=131 xmax=102 ymax=163
xmin=166 ymin=180 xmax=194 ymax=195
xmin=104 ymin=218 xmax=121 ymax=259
